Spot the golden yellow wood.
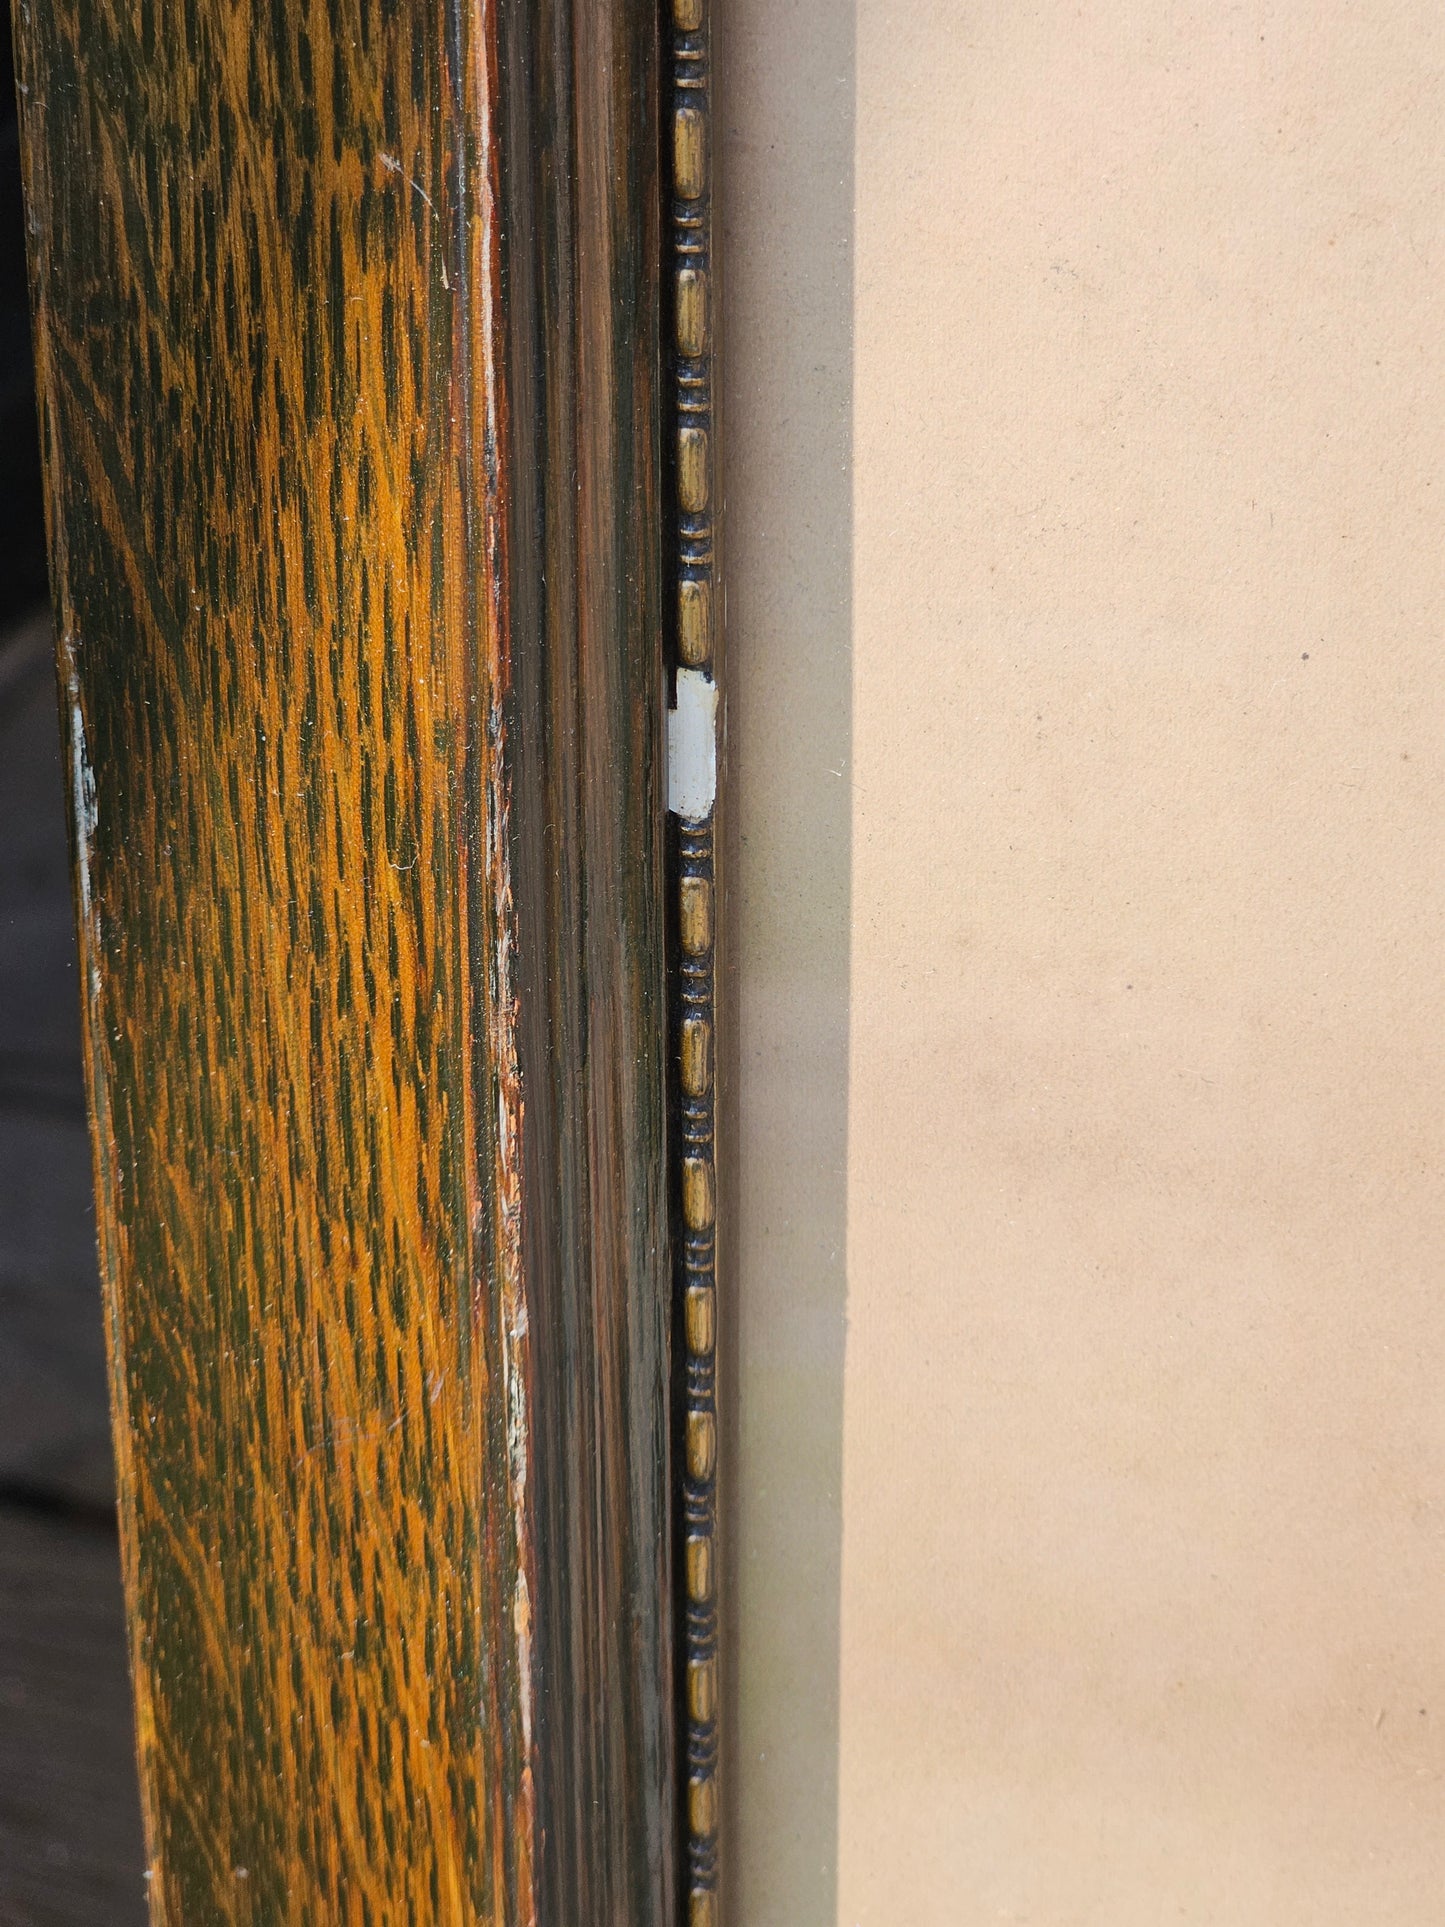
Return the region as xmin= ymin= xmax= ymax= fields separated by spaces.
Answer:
xmin=15 ymin=0 xmax=673 ymax=1915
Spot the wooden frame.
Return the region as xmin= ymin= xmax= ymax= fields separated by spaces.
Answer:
xmin=665 ymin=1 xmax=723 ymax=1921
xmin=13 ymin=0 xmax=721 ymax=1915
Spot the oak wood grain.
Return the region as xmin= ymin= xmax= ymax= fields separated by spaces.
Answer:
xmin=14 ymin=0 xmax=670 ymax=1916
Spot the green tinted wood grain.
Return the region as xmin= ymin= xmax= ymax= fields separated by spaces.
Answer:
xmin=13 ymin=0 xmax=670 ymax=1916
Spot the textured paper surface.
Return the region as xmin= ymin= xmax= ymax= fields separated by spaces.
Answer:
xmin=725 ymin=0 xmax=1445 ymax=1920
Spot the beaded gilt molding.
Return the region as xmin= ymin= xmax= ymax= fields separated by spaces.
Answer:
xmin=668 ymin=0 xmax=722 ymax=1919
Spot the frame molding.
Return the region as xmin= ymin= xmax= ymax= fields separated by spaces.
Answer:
xmin=14 ymin=0 xmax=714 ymax=1915
xmin=666 ymin=0 xmax=723 ymax=1921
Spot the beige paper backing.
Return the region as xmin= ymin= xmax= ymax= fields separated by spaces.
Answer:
xmin=723 ymin=0 xmax=1445 ymax=1920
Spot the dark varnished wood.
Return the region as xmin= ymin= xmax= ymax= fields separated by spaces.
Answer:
xmin=14 ymin=0 xmax=670 ymax=1916
xmin=496 ymin=1 xmax=673 ymax=1918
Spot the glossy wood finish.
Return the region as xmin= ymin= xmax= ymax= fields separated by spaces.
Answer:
xmin=14 ymin=0 xmax=670 ymax=1915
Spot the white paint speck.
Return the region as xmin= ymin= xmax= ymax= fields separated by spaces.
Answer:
xmin=668 ymin=668 xmax=718 ymax=820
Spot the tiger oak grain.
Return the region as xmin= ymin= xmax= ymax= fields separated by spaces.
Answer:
xmin=14 ymin=0 xmax=671 ymax=1916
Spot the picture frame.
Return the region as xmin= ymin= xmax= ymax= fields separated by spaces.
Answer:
xmin=12 ymin=0 xmax=720 ymax=1915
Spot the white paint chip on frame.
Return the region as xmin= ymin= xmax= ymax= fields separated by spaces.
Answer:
xmin=668 ymin=666 xmax=718 ymax=820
